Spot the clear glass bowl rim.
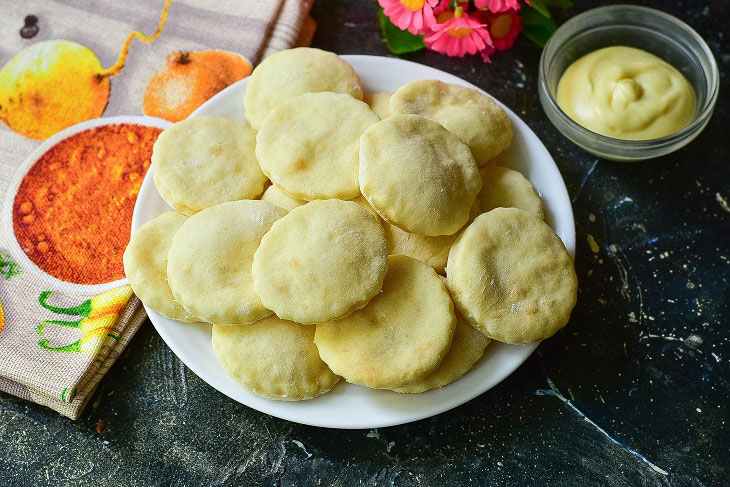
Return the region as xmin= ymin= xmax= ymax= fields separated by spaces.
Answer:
xmin=538 ymin=4 xmax=720 ymax=149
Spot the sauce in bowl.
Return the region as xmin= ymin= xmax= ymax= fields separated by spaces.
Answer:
xmin=557 ymin=46 xmax=695 ymax=140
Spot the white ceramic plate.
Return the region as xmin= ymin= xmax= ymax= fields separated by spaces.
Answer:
xmin=132 ymin=55 xmax=575 ymax=429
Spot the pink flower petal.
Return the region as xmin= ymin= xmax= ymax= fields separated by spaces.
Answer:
xmin=380 ymin=0 xmax=444 ymax=36
xmin=447 ymin=38 xmax=462 ymax=57
xmin=468 ymin=37 xmax=480 ymax=55
xmin=399 ymin=10 xmax=415 ymax=31
xmin=422 ymin=6 xmax=437 ymax=30
xmin=412 ymin=10 xmax=423 ymax=33
xmin=433 ymin=35 xmax=450 ymax=53
xmin=432 ymin=34 xmax=449 ymax=51
xmin=475 ymin=0 xmax=522 ymax=13
xmin=477 ymin=29 xmax=494 ymax=49
xmin=424 ymin=9 xmax=500 ymax=58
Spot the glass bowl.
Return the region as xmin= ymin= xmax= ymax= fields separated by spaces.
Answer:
xmin=538 ymin=5 xmax=719 ymax=161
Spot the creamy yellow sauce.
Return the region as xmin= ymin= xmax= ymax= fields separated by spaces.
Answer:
xmin=557 ymin=46 xmax=695 ymax=140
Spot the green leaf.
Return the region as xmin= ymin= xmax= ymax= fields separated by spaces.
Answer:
xmin=377 ymin=9 xmax=425 ymax=55
xmin=542 ymin=0 xmax=573 ymax=8
xmin=521 ymin=6 xmax=558 ymax=29
xmin=521 ymin=6 xmax=558 ymax=47
xmin=527 ymin=0 xmax=551 ymax=18
xmin=522 ymin=24 xmax=554 ymax=47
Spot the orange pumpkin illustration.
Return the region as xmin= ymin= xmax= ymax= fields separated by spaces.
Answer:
xmin=143 ymin=50 xmax=252 ymax=122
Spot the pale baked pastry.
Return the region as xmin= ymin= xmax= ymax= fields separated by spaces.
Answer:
xmin=256 ymin=92 xmax=378 ymax=200
xmin=252 ymin=199 xmax=388 ymax=324
xmin=167 ymin=200 xmax=287 ymax=325
xmin=260 ymin=184 xmax=305 ymax=212
xmin=394 ymin=303 xmax=490 ymax=393
xmin=314 ymin=255 xmax=456 ymax=389
xmin=363 ymin=92 xmax=392 ymax=119
xmin=389 ymin=80 xmax=512 ymax=166
xmin=478 ymin=166 xmax=544 ymax=219
xmin=260 ymin=185 xmax=378 ymax=221
xmin=244 ymin=47 xmax=364 ymax=130
xmin=123 ymin=211 xmax=194 ymax=322
xmin=446 ymin=208 xmax=578 ymax=344
xmin=359 ymin=114 xmax=481 ymax=236
xmin=212 ymin=317 xmax=340 ymax=401
xmin=352 ymin=194 xmax=381 ymax=221
xmin=151 ymin=116 xmax=267 ymax=215
xmin=383 ymin=200 xmax=480 ymax=274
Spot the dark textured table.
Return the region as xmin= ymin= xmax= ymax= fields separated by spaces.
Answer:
xmin=1 ymin=1 xmax=728 ymax=485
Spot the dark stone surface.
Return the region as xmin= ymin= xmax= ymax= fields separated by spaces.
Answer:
xmin=1 ymin=1 xmax=728 ymax=485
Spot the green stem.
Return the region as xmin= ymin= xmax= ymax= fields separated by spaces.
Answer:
xmin=36 ymin=319 xmax=83 ymax=335
xmin=38 ymin=338 xmax=82 ymax=353
xmin=38 ymin=291 xmax=92 ymax=317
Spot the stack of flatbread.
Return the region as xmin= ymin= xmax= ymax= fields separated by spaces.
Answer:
xmin=123 ymin=48 xmax=578 ymax=401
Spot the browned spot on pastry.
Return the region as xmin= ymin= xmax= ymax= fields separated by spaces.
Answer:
xmin=293 ymin=158 xmax=308 ymax=171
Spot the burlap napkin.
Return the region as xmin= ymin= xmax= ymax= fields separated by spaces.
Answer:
xmin=0 ymin=0 xmax=314 ymax=419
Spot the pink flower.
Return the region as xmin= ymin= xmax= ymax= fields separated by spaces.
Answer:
xmin=379 ymin=0 xmax=440 ymax=35
xmin=485 ymin=10 xmax=522 ymax=50
xmin=474 ymin=0 xmax=522 ymax=13
xmin=424 ymin=7 xmax=494 ymax=60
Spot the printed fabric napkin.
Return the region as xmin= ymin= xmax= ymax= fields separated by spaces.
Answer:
xmin=0 ymin=0 xmax=315 ymax=419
